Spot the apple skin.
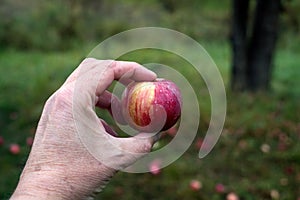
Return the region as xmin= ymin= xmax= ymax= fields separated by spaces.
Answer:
xmin=122 ymin=78 xmax=182 ymax=132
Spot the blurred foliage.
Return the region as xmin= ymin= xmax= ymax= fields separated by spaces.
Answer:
xmin=1 ymin=0 xmax=299 ymax=50
xmin=0 ymin=0 xmax=299 ymax=199
xmin=0 ymin=0 xmax=73 ymax=50
xmin=0 ymin=0 xmax=233 ymax=50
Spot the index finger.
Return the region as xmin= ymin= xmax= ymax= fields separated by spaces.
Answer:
xmin=94 ymin=60 xmax=157 ymax=96
xmin=71 ymin=58 xmax=157 ymax=100
xmin=110 ymin=60 xmax=157 ymax=84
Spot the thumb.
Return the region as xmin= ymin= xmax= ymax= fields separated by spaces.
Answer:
xmin=110 ymin=133 xmax=160 ymax=170
xmin=126 ymin=132 xmax=160 ymax=153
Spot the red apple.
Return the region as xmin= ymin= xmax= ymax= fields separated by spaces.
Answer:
xmin=149 ymin=159 xmax=162 ymax=175
xmin=26 ymin=137 xmax=34 ymax=146
xmin=215 ymin=183 xmax=226 ymax=193
xmin=9 ymin=143 xmax=20 ymax=155
xmin=122 ymin=78 xmax=181 ymax=133
xmin=226 ymin=192 xmax=240 ymax=200
xmin=0 ymin=136 xmax=4 ymax=146
xmin=189 ymin=180 xmax=202 ymax=191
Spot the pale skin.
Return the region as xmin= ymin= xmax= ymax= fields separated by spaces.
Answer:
xmin=10 ymin=58 xmax=158 ymax=199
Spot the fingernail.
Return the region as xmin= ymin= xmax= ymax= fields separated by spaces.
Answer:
xmin=153 ymin=133 xmax=161 ymax=143
xmin=136 ymin=67 xmax=157 ymax=80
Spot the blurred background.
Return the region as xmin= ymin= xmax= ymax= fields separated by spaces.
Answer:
xmin=0 ymin=0 xmax=299 ymax=199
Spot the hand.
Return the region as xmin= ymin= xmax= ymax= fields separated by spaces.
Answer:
xmin=11 ymin=58 xmax=158 ymax=199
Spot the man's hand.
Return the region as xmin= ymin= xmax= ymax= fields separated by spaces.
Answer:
xmin=11 ymin=58 xmax=158 ymax=199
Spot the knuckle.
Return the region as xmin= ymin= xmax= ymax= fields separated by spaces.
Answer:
xmin=82 ymin=57 xmax=97 ymax=64
xmin=46 ymin=87 xmax=72 ymax=112
xmin=140 ymin=140 xmax=153 ymax=153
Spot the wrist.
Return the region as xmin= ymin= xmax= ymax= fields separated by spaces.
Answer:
xmin=11 ymin=162 xmax=114 ymax=200
xmin=11 ymin=171 xmax=72 ymax=200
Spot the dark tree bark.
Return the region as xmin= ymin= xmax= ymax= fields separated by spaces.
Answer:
xmin=231 ymin=0 xmax=250 ymax=91
xmin=231 ymin=0 xmax=281 ymax=91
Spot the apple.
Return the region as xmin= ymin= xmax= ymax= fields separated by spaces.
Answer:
xmin=149 ymin=159 xmax=162 ymax=175
xmin=226 ymin=192 xmax=240 ymax=200
xmin=0 ymin=136 xmax=4 ymax=146
xmin=9 ymin=143 xmax=20 ymax=155
xmin=215 ymin=183 xmax=226 ymax=193
xmin=189 ymin=180 xmax=202 ymax=191
xmin=122 ymin=78 xmax=182 ymax=133
xmin=26 ymin=137 xmax=34 ymax=146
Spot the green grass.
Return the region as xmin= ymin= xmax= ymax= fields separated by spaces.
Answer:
xmin=1 ymin=0 xmax=299 ymax=199
xmin=0 ymin=48 xmax=85 ymax=199
xmin=0 ymin=38 xmax=299 ymax=199
xmin=99 ymin=41 xmax=300 ymax=200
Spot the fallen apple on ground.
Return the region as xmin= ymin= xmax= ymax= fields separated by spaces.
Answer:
xmin=122 ymin=78 xmax=182 ymax=133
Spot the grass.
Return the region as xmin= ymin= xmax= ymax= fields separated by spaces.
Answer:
xmin=98 ymin=40 xmax=300 ymax=200
xmin=0 ymin=48 xmax=85 ymax=199
xmin=0 ymin=37 xmax=299 ymax=199
xmin=1 ymin=0 xmax=299 ymax=199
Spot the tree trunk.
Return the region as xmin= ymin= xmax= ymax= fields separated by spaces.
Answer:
xmin=231 ymin=0 xmax=250 ymax=91
xmin=231 ymin=0 xmax=281 ymax=92
xmin=247 ymin=0 xmax=281 ymax=91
